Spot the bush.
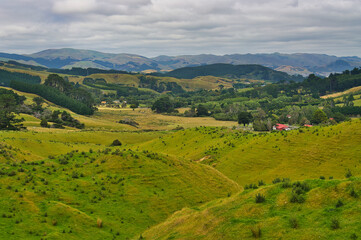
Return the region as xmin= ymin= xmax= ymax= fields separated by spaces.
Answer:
xmin=345 ymin=169 xmax=353 ymax=178
xmin=110 ymin=139 xmax=122 ymax=146
xmin=272 ymin=178 xmax=281 ymax=184
xmin=289 ymin=217 xmax=299 ymax=229
xmin=255 ymin=193 xmax=265 ymax=203
xmin=71 ymin=171 xmax=79 ymax=179
xmin=350 ymin=188 xmax=358 ymax=198
xmin=319 ymin=176 xmax=325 ymax=180
xmin=290 ymin=192 xmax=305 ymax=203
xmin=258 ymin=180 xmax=265 ymax=186
xmin=331 ymin=219 xmax=340 ymax=230
xmin=350 ymin=233 xmax=358 ymax=240
xmin=40 ymin=119 xmax=49 ymax=128
xmin=281 ymin=181 xmax=291 ymax=188
xmin=335 ymin=199 xmax=344 ymax=208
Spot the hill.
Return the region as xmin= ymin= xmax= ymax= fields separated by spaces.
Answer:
xmin=139 ymin=120 xmax=361 ymax=185
xmin=160 ymin=63 xmax=303 ymax=82
xmin=1 ymin=49 xmax=361 ymax=75
xmin=141 ymin=177 xmax=361 ymax=239
xmin=0 ymin=148 xmax=239 ymax=239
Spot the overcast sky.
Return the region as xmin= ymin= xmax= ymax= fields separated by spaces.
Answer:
xmin=0 ymin=0 xmax=360 ymax=57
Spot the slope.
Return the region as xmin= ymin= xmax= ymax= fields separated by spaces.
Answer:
xmin=139 ymin=120 xmax=361 ymax=185
xmin=0 ymin=149 xmax=240 ymax=239
xmin=141 ymin=177 xmax=361 ymax=239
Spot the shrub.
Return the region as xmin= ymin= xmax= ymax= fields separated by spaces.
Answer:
xmin=320 ymin=176 xmax=325 ymax=180
xmin=255 ymin=193 xmax=265 ymax=203
xmin=281 ymin=181 xmax=291 ymax=188
xmin=290 ymin=193 xmax=305 ymax=203
xmin=293 ymin=181 xmax=310 ymax=193
xmin=258 ymin=180 xmax=265 ymax=186
xmin=331 ymin=219 xmax=340 ymax=230
xmin=289 ymin=217 xmax=299 ymax=229
xmin=110 ymin=139 xmax=122 ymax=146
xmin=71 ymin=171 xmax=79 ymax=179
xmin=350 ymin=188 xmax=358 ymax=198
xmin=345 ymin=169 xmax=353 ymax=178
xmin=272 ymin=178 xmax=281 ymax=184
xmin=335 ymin=199 xmax=344 ymax=208
xmin=350 ymin=233 xmax=358 ymax=240
xmin=40 ymin=119 xmax=49 ymax=128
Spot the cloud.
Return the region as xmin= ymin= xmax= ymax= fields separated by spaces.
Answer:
xmin=52 ymin=0 xmax=97 ymax=14
xmin=0 ymin=0 xmax=360 ymax=57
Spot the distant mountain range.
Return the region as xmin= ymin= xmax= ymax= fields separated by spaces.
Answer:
xmin=1 ymin=48 xmax=360 ymax=76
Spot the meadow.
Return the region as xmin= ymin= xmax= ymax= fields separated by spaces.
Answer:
xmin=0 ymin=69 xmax=360 ymax=239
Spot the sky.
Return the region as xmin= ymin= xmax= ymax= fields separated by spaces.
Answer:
xmin=0 ymin=0 xmax=360 ymax=57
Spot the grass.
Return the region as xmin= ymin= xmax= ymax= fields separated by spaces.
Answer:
xmin=321 ymin=86 xmax=361 ymax=99
xmin=0 ymin=149 xmax=240 ymax=239
xmin=0 ymin=72 xmax=360 ymax=239
xmin=0 ymin=130 xmax=166 ymax=162
xmin=138 ymin=120 xmax=361 ymax=185
xmin=141 ymin=178 xmax=361 ymax=239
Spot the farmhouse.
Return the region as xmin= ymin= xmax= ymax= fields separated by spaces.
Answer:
xmin=273 ymin=123 xmax=289 ymax=131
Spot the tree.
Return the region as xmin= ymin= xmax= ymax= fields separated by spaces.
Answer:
xmin=238 ymin=111 xmax=252 ymax=126
xmin=40 ymin=119 xmax=49 ymax=128
xmin=44 ymin=74 xmax=71 ymax=92
xmin=111 ymin=139 xmax=122 ymax=146
xmin=332 ymin=112 xmax=347 ymax=123
xmin=0 ymin=94 xmax=24 ymax=130
xmin=33 ymin=97 xmax=45 ymax=112
xmin=196 ymin=104 xmax=208 ymax=116
xmin=311 ymin=109 xmax=328 ymax=124
xmin=151 ymin=96 xmax=174 ymax=113
xmin=130 ymin=102 xmax=139 ymax=111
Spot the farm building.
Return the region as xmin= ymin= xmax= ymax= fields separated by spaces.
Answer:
xmin=273 ymin=123 xmax=290 ymax=131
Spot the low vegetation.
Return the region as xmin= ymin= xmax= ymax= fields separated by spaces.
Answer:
xmin=0 ymin=61 xmax=360 ymax=239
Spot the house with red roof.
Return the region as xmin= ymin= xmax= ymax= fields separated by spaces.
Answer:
xmin=273 ymin=123 xmax=289 ymax=131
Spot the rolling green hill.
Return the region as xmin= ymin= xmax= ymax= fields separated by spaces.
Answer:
xmin=159 ymin=63 xmax=303 ymax=82
xmin=139 ymin=120 xmax=361 ymax=185
xmin=0 ymin=149 xmax=239 ymax=239
xmin=141 ymin=177 xmax=361 ymax=239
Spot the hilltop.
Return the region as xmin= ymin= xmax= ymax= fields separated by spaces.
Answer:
xmin=158 ymin=63 xmax=303 ymax=82
xmin=1 ymin=49 xmax=361 ymax=75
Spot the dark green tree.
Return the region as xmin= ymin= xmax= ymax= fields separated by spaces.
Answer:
xmin=130 ymin=102 xmax=139 ymax=111
xmin=151 ymin=96 xmax=174 ymax=113
xmin=196 ymin=104 xmax=208 ymax=116
xmin=311 ymin=109 xmax=328 ymax=124
xmin=40 ymin=119 xmax=49 ymax=128
xmin=33 ymin=97 xmax=45 ymax=112
xmin=0 ymin=94 xmax=24 ymax=130
xmin=238 ymin=111 xmax=253 ymax=126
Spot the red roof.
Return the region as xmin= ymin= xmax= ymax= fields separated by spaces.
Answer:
xmin=275 ymin=124 xmax=288 ymax=130
xmin=304 ymin=124 xmax=312 ymax=127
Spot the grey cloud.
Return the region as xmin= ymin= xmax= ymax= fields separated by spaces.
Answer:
xmin=0 ymin=0 xmax=360 ymax=57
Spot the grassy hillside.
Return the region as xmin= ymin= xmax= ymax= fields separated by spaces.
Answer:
xmin=141 ymin=177 xmax=361 ymax=239
xmin=139 ymin=120 xmax=361 ymax=185
xmin=162 ymin=63 xmax=302 ymax=82
xmin=321 ymin=86 xmax=361 ymax=99
xmin=0 ymin=149 xmax=239 ymax=239
xmin=1 ymin=62 xmax=239 ymax=91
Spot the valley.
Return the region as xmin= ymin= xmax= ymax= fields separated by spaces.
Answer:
xmin=0 ymin=59 xmax=360 ymax=240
